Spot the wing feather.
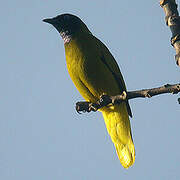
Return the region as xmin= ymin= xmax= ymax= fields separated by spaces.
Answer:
xmin=94 ymin=36 xmax=132 ymax=117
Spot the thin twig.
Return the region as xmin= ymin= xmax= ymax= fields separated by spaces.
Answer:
xmin=76 ymin=83 xmax=180 ymax=113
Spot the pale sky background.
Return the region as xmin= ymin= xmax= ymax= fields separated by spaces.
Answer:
xmin=1 ymin=0 xmax=180 ymax=179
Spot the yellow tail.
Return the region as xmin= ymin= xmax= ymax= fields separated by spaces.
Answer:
xmin=101 ymin=102 xmax=135 ymax=168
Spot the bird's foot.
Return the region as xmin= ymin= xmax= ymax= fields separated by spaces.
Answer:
xmin=76 ymin=101 xmax=100 ymax=113
xmin=88 ymin=103 xmax=100 ymax=112
xmin=75 ymin=95 xmax=112 ymax=114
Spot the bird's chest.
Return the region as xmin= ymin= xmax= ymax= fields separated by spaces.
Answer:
xmin=65 ymin=40 xmax=97 ymax=81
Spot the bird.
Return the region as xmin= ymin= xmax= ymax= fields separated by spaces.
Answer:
xmin=43 ymin=13 xmax=135 ymax=168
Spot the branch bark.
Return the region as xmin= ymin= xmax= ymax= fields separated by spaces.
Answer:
xmin=76 ymin=83 xmax=180 ymax=113
xmin=160 ymin=0 xmax=180 ymax=66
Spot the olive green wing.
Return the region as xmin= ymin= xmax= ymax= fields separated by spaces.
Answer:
xmin=94 ymin=36 xmax=132 ymax=117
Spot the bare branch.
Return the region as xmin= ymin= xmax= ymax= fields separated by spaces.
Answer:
xmin=76 ymin=83 xmax=180 ymax=113
xmin=160 ymin=0 xmax=180 ymax=66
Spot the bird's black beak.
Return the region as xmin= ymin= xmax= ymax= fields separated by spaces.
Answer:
xmin=43 ymin=17 xmax=63 ymax=34
xmin=43 ymin=18 xmax=55 ymax=25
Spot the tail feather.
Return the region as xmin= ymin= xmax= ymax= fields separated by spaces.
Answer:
xmin=101 ymin=102 xmax=135 ymax=168
xmin=115 ymin=140 xmax=135 ymax=168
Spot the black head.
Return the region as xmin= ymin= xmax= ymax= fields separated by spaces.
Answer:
xmin=43 ymin=14 xmax=90 ymax=36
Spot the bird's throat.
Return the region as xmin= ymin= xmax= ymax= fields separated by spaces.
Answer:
xmin=60 ymin=31 xmax=72 ymax=44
